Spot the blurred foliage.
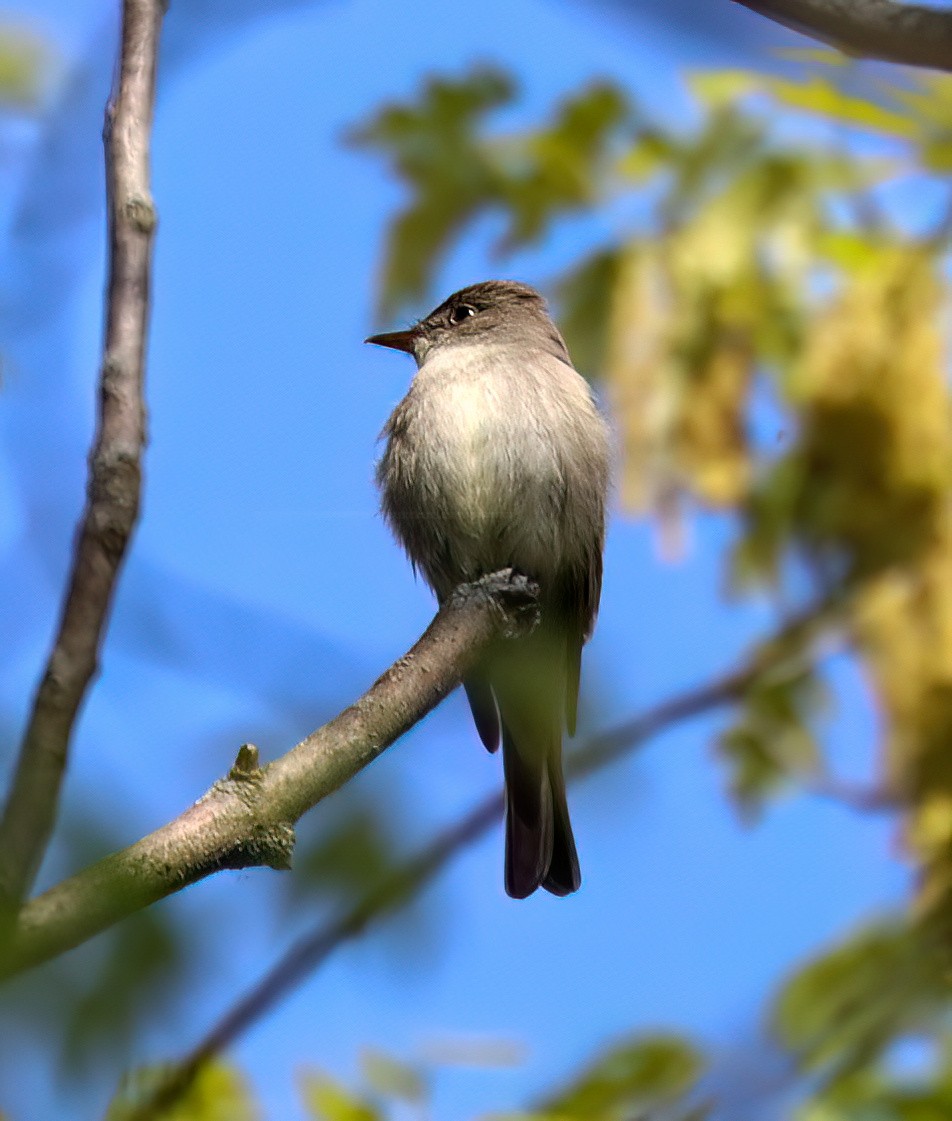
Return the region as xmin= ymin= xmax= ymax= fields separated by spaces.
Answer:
xmin=107 ymin=1061 xmax=259 ymax=1121
xmin=532 ymin=1033 xmax=705 ymax=1120
xmin=291 ymin=795 xmax=408 ymax=909
xmin=0 ymin=23 xmax=49 ymax=110
xmin=347 ymin=69 xmax=631 ymax=318
xmin=771 ymin=915 xmax=952 ymax=1120
xmin=359 ymin=1048 xmax=427 ymax=1105
xmin=773 ymin=919 xmax=946 ymax=1086
xmin=719 ymin=657 xmax=823 ymax=816
xmin=300 ymin=1069 xmax=381 ymax=1121
xmin=61 ymin=910 xmax=184 ymax=1073
xmin=152 ymin=1034 xmax=709 ymax=1121
xmin=1 ymin=812 xmax=189 ymax=1082
xmin=288 ymin=786 xmax=442 ymax=968
xmin=118 ymin=1017 xmax=952 ymax=1120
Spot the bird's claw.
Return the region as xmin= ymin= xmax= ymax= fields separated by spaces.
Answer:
xmin=450 ymin=568 xmax=541 ymax=637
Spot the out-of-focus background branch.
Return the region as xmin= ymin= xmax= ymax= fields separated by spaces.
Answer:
xmin=4 ymin=1 xmax=952 ymax=1120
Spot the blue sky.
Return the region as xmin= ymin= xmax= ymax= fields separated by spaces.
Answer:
xmin=0 ymin=2 xmax=910 ymax=1118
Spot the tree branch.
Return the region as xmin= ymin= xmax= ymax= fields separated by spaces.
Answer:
xmin=0 ymin=0 xmax=165 ymax=911
xmin=0 ymin=572 xmax=538 ymax=978
xmin=731 ymin=0 xmax=952 ymax=72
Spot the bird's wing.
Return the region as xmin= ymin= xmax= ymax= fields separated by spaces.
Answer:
xmin=464 ymin=675 xmax=500 ymax=752
xmin=562 ymin=542 xmax=603 ymax=736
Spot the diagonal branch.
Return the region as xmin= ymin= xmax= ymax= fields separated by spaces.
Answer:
xmin=731 ymin=0 xmax=950 ymax=71
xmin=0 ymin=592 xmax=839 ymax=981
xmin=731 ymin=0 xmax=952 ymax=72
xmin=0 ymin=572 xmax=538 ymax=979
xmin=0 ymin=0 xmax=165 ymax=911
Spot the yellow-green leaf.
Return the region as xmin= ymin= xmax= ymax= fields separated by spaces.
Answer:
xmin=688 ymin=69 xmax=757 ymax=107
xmin=360 ymin=1049 xmax=427 ymax=1104
xmin=764 ymin=76 xmax=922 ymax=138
xmin=0 ymin=26 xmax=49 ymax=108
xmin=771 ymin=46 xmax=849 ymax=66
xmin=106 ymin=1061 xmax=258 ymax=1121
xmin=922 ymin=138 xmax=952 ymax=173
xmin=300 ymin=1070 xmax=381 ymax=1121
xmin=537 ymin=1034 xmax=704 ymax=1120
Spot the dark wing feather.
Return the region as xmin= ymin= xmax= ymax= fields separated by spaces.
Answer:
xmin=464 ymin=676 xmax=500 ymax=752
xmin=542 ymin=743 xmax=581 ymax=895
xmin=560 ymin=543 xmax=603 ymax=736
xmin=502 ymin=715 xmax=554 ymax=898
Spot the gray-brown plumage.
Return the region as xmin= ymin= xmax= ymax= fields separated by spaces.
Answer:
xmin=368 ymin=280 xmax=610 ymax=897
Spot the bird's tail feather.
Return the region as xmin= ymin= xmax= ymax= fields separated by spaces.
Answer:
xmin=502 ymin=720 xmax=554 ymax=898
xmin=498 ymin=653 xmax=580 ymax=898
xmin=542 ymin=747 xmax=580 ymax=896
xmin=488 ymin=624 xmax=581 ymax=898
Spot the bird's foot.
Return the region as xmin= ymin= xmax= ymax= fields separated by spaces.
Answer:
xmin=450 ymin=568 xmax=540 ymax=638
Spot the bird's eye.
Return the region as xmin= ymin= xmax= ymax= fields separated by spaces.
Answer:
xmin=449 ymin=304 xmax=476 ymax=325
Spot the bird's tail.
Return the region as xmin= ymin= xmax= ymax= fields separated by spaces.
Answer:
xmin=496 ymin=641 xmax=580 ymax=898
xmin=542 ymin=745 xmax=580 ymax=896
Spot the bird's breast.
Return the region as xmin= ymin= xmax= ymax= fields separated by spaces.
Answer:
xmin=412 ymin=350 xmax=561 ymax=519
xmin=381 ymin=346 xmax=576 ymax=589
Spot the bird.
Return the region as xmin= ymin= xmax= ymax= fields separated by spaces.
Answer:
xmin=367 ymin=280 xmax=610 ymax=897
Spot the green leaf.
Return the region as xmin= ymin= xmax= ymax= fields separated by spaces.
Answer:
xmin=763 ymin=76 xmax=922 ymax=139
xmin=774 ymin=921 xmax=941 ymax=1085
xmin=732 ymin=455 xmax=806 ymax=588
xmin=0 ymin=26 xmax=49 ymax=108
xmin=889 ymin=74 xmax=952 ymax=129
xmin=106 ymin=1061 xmax=258 ymax=1121
xmin=360 ymin=1048 xmax=427 ymax=1104
xmin=717 ymin=659 xmax=822 ymax=817
xmin=347 ymin=66 xmax=515 ymax=315
xmin=921 ymin=138 xmax=952 ymax=173
xmin=617 ymin=129 xmax=676 ymax=182
xmin=688 ymin=70 xmax=757 ymax=107
xmin=555 ymin=248 xmax=622 ymax=379
xmin=795 ymin=1060 xmax=952 ymax=1121
xmin=351 ymin=70 xmax=631 ymax=315
xmin=815 ymin=231 xmax=884 ymax=272
xmin=62 ymin=909 xmax=184 ymax=1076
xmin=300 ymin=1071 xmax=381 ymax=1121
xmin=536 ymin=1034 xmax=704 ymax=1120
xmin=496 ymin=81 xmax=631 ymax=248
xmin=292 ymin=800 xmax=401 ymax=906
xmin=664 ymin=104 xmax=766 ymax=223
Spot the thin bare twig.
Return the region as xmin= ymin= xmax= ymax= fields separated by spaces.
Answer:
xmin=806 ymin=772 xmax=897 ymax=811
xmin=732 ymin=0 xmax=952 ymax=72
xmin=0 ymin=0 xmax=165 ymax=912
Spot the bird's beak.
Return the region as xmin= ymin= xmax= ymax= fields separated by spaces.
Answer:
xmin=365 ymin=329 xmax=417 ymax=354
